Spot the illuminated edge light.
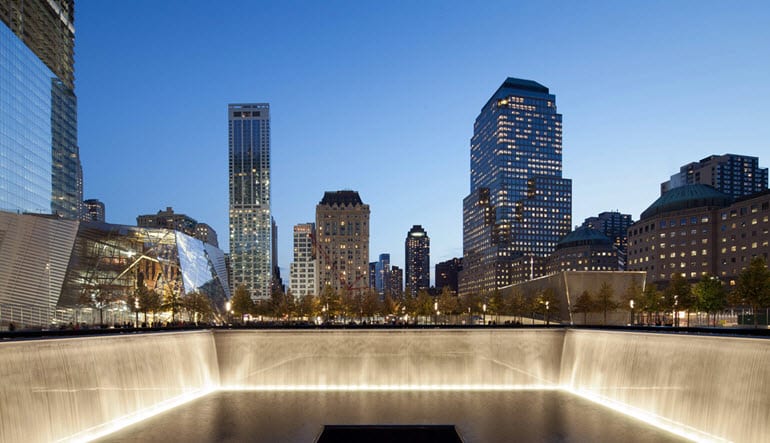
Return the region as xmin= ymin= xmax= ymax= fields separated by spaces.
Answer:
xmin=220 ymin=384 xmax=559 ymax=392
xmin=564 ymin=387 xmax=730 ymax=443
xmin=62 ymin=387 xmax=215 ymax=443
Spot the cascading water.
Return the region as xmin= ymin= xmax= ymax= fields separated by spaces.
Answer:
xmin=1 ymin=329 xmax=767 ymax=442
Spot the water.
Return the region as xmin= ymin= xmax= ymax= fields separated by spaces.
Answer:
xmin=96 ymin=390 xmax=686 ymax=443
xmin=2 ymin=329 xmax=768 ymax=442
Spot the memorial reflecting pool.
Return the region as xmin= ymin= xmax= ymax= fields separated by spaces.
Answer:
xmin=97 ymin=390 xmax=686 ymax=443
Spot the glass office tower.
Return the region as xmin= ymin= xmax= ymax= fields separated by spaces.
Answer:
xmin=460 ymin=78 xmax=572 ymax=295
xmin=405 ymin=225 xmax=430 ymax=296
xmin=228 ymin=103 xmax=272 ymax=300
xmin=0 ymin=0 xmax=82 ymax=219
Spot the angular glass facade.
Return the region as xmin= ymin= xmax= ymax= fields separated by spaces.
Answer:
xmin=461 ymin=78 xmax=572 ymax=295
xmin=229 ymin=104 xmax=272 ymax=300
xmin=0 ymin=212 xmax=230 ymax=328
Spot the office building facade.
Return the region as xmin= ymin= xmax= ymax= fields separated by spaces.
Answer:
xmin=661 ymin=154 xmax=768 ymax=199
xmin=581 ymin=211 xmax=633 ymax=269
xmin=627 ymin=184 xmax=770 ymax=285
xmin=547 ymin=226 xmax=618 ymax=274
xmin=435 ymin=257 xmax=463 ymax=294
xmin=228 ymin=103 xmax=272 ymax=299
xmin=290 ymin=223 xmax=317 ymax=297
xmin=405 ymin=225 xmax=430 ymax=296
xmin=82 ymin=199 xmax=105 ymax=223
xmin=137 ymin=206 xmax=218 ymax=247
xmin=1 ymin=0 xmax=82 ymax=219
xmin=375 ymin=253 xmax=391 ymax=296
xmin=460 ymin=78 xmax=572 ymax=296
xmin=390 ymin=265 xmax=403 ymax=299
xmin=315 ymin=191 xmax=369 ymax=293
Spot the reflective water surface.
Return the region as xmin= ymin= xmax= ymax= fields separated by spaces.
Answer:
xmin=99 ymin=390 xmax=686 ymax=443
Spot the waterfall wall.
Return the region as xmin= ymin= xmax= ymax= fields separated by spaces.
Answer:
xmin=0 ymin=331 xmax=218 ymax=443
xmin=215 ymin=329 xmax=565 ymax=388
xmin=561 ymin=329 xmax=770 ymax=442
xmin=1 ymin=329 xmax=768 ymax=443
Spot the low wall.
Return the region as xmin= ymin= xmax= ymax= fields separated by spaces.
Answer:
xmin=0 ymin=331 xmax=218 ymax=443
xmin=1 ymin=329 xmax=768 ymax=443
xmin=214 ymin=329 xmax=565 ymax=388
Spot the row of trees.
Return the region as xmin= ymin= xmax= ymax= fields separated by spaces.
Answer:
xmin=572 ymin=257 xmax=770 ymax=327
xmin=78 ymin=282 xmax=215 ymax=325
xmin=228 ymin=258 xmax=770 ymax=328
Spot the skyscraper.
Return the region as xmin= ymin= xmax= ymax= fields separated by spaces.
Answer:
xmin=460 ymin=78 xmax=572 ymax=296
xmin=435 ymin=257 xmax=463 ymax=294
xmin=389 ymin=266 xmax=403 ymax=299
xmin=660 ymin=154 xmax=768 ymax=199
xmin=581 ymin=211 xmax=633 ymax=270
xmin=290 ymin=223 xmax=316 ymax=298
xmin=405 ymin=225 xmax=430 ymax=296
xmin=374 ymin=253 xmax=391 ymax=297
xmin=229 ymin=103 xmax=272 ymax=300
xmin=82 ymin=199 xmax=105 ymax=223
xmin=137 ymin=206 xmax=219 ymax=246
xmin=1 ymin=0 xmax=82 ymax=219
xmin=315 ymin=191 xmax=370 ymax=293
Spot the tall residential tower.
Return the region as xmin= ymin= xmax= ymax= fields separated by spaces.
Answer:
xmin=315 ymin=191 xmax=370 ymax=294
xmin=405 ymin=225 xmax=430 ymax=296
xmin=460 ymin=78 xmax=572 ymax=295
xmin=228 ymin=103 xmax=272 ymax=299
xmin=290 ymin=223 xmax=317 ymax=298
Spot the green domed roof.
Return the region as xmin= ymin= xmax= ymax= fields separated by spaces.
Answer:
xmin=640 ymin=184 xmax=732 ymax=219
xmin=556 ymin=226 xmax=611 ymax=249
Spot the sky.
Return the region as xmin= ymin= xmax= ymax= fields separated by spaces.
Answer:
xmin=75 ymin=0 xmax=770 ymax=284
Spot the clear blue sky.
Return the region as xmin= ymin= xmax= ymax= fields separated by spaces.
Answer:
xmin=75 ymin=0 xmax=770 ymax=283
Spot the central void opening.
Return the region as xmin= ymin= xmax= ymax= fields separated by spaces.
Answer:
xmin=96 ymin=391 xmax=687 ymax=443
xmin=317 ymin=425 xmax=461 ymax=443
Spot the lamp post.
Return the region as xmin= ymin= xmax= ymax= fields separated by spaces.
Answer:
xmin=545 ymin=301 xmax=550 ymax=325
xmin=225 ymin=301 xmax=232 ymax=325
xmin=482 ymin=303 xmax=487 ymax=326
xmin=674 ymin=295 xmax=679 ymax=327
xmin=629 ymin=299 xmax=635 ymax=326
xmin=434 ymin=301 xmax=438 ymax=325
xmin=134 ymin=298 xmax=140 ymax=327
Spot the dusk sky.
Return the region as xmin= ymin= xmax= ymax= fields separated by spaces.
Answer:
xmin=75 ymin=1 xmax=770 ymax=283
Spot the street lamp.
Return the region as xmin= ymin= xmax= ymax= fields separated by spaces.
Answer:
xmin=674 ymin=295 xmax=679 ymax=327
xmin=629 ymin=299 xmax=635 ymax=326
xmin=225 ymin=301 xmax=232 ymax=325
xmin=434 ymin=301 xmax=438 ymax=325
xmin=134 ymin=297 xmax=140 ymax=327
xmin=545 ymin=301 xmax=550 ymax=325
xmin=482 ymin=303 xmax=487 ymax=326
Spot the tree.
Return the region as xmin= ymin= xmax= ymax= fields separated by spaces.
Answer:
xmin=136 ymin=287 xmax=161 ymax=325
xmin=572 ymin=290 xmax=595 ymax=325
xmin=641 ymin=283 xmax=662 ymax=325
xmin=596 ymin=282 xmax=619 ymax=325
xmin=319 ymin=284 xmax=340 ymax=323
xmin=414 ymin=289 xmax=435 ymax=322
xmin=161 ymin=282 xmax=182 ymax=323
xmin=487 ymin=289 xmax=504 ymax=323
xmin=184 ymin=291 xmax=213 ymax=324
xmin=382 ymin=294 xmax=399 ymax=319
xmin=535 ymin=288 xmax=559 ymax=325
xmin=732 ymin=257 xmax=770 ymax=328
xmin=438 ymin=286 xmax=460 ymax=323
xmin=296 ymin=292 xmax=318 ymax=321
xmin=506 ymin=289 xmax=528 ymax=324
xmin=361 ymin=289 xmax=381 ymax=321
xmin=693 ymin=275 xmax=727 ymax=326
xmin=664 ymin=273 xmax=692 ymax=327
xmin=230 ymin=285 xmax=254 ymax=322
xmin=79 ymin=290 xmax=116 ymax=325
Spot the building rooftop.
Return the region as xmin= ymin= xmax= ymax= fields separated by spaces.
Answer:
xmin=499 ymin=77 xmax=550 ymax=94
xmin=556 ymin=226 xmax=612 ymax=249
xmin=319 ymin=190 xmax=364 ymax=206
xmin=641 ymin=184 xmax=732 ymax=219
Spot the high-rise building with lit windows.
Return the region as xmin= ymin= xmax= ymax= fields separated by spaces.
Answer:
xmin=290 ymin=223 xmax=316 ymax=297
xmin=1 ymin=0 xmax=82 ymax=219
xmin=315 ymin=191 xmax=370 ymax=293
xmin=228 ymin=103 xmax=271 ymax=300
xmin=405 ymin=225 xmax=430 ymax=296
xmin=661 ymin=154 xmax=768 ymax=199
xmin=460 ymin=78 xmax=572 ymax=296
